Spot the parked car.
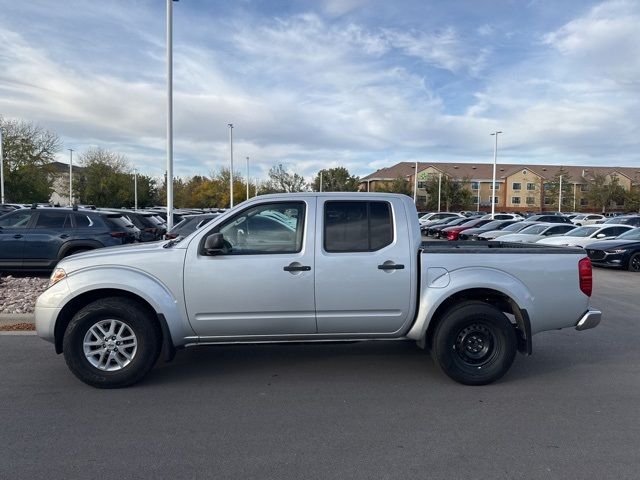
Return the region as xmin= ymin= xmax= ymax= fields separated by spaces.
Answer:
xmin=165 ymin=213 xmax=221 ymax=239
xmin=429 ymin=216 xmax=474 ymax=238
xmin=418 ymin=212 xmax=462 ymax=225
xmin=457 ymin=220 xmax=521 ymax=240
xmin=0 ymin=204 xmax=19 ymax=214
xmin=498 ymin=223 xmax=577 ymax=243
xmin=477 ymin=221 xmax=538 ymax=240
xmin=585 ymin=228 xmax=640 ymax=272
xmin=36 ymin=192 xmax=600 ymax=388
xmin=571 ymin=214 xmax=606 ymax=226
xmin=420 ymin=215 xmax=465 ymax=236
xmin=601 ymin=215 xmax=640 ymax=227
xmin=108 ymin=210 xmax=167 ymax=242
xmin=442 ymin=218 xmax=493 ymax=240
xmin=526 ymin=214 xmax=573 ymax=224
xmin=536 ymin=224 xmax=635 ymax=248
xmin=0 ymin=207 xmax=139 ymax=271
xmin=480 ymin=213 xmax=523 ymax=221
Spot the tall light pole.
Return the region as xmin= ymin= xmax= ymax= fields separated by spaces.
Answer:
xmin=134 ymin=168 xmax=138 ymax=211
xmin=477 ymin=181 xmax=481 ymax=212
xmin=558 ymin=175 xmax=563 ymax=213
xmin=166 ymin=0 xmax=176 ymax=230
xmin=413 ymin=161 xmax=418 ymax=204
xmin=0 ymin=126 xmax=4 ymax=204
xmin=228 ymin=123 xmax=234 ymax=208
xmin=320 ymin=171 xmax=323 ymax=192
xmin=437 ymin=172 xmax=442 ymax=212
xmin=490 ymin=131 xmax=503 ymax=218
xmin=68 ymin=148 xmax=74 ymax=206
xmin=573 ymin=183 xmax=577 ymax=211
xmin=246 ymin=156 xmax=250 ymax=201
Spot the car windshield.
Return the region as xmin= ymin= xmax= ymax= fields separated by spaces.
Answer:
xmin=482 ymin=220 xmax=507 ymax=230
xmin=519 ymin=224 xmax=548 ymax=235
xmin=566 ymin=226 xmax=599 ymax=237
xmin=616 ymin=229 xmax=640 ymax=240
xmin=573 ymin=214 xmax=587 ymax=220
xmin=503 ymin=222 xmax=530 ymax=232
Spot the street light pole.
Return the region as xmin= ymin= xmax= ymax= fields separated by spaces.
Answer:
xmin=320 ymin=171 xmax=323 ymax=192
xmin=134 ymin=168 xmax=138 ymax=210
xmin=437 ymin=172 xmax=442 ymax=212
xmin=246 ymin=156 xmax=249 ymax=200
xmin=490 ymin=131 xmax=503 ymax=218
xmin=228 ymin=123 xmax=234 ymax=208
xmin=166 ymin=0 xmax=175 ymax=230
xmin=68 ymin=148 xmax=74 ymax=206
xmin=0 ymin=126 xmax=4 ymax=204
xmin=413 ymin=161 xmax=418 ymax=204
xmin=477 ymin=181 xmax=481 ymax=212
xmin=573 ymin=183 xmax=577 ymax=211
xmin=558 ymin=175 xmax=563 ymax=213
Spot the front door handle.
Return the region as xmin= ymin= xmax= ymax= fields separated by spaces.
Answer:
xmin=378 ymin=263 xmax=404 ymax=270
xmin=13 ymin=234 xmax=23 ymax=239
xmin=60 ymin=234 xmax=69 ymax=239
xmin=283 ymin=264 xmax=311 ymax=272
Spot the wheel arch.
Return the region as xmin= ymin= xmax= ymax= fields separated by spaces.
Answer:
xmin=53 ymin=288 xmax=176 ymax=362
xmin=58 ymin=240 xmax=104 ymax=259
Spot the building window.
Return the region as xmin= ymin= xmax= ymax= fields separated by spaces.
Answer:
xmin=512 ymin=182 xmax=521 ymax=191
xmin=492 ymin=197 xmax=499 ymax=205
xmin=544 ymin=197 xmax=552 ymax=205
xmin=526 ymin=197 xmax=535 ymax=205
xmin=471 ymin=182 xmax=479 ymax=190
xmin=512 ymin=197 xmax=521 ymax=205
xmin=543 ymin=183 xmax=552 ymax=190
xmin=580 ymin=198 xmax=589 ymax=206
xmin=580 ymin=184 xmax=589 ymax=192
xmin=417 ymin=181 xmax=427 ymax=189
xmin=526 ymin=183 xmax=536 ymax=191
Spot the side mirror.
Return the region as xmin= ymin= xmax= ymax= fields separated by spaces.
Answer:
xmin=204 ymin=233 xmax=225 ymax=255
xmin=595 ymin=233 xmax=606 ymax=239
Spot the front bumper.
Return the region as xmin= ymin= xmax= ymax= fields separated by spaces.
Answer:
xmin=575 ymin=308 xmax=602 ymax=331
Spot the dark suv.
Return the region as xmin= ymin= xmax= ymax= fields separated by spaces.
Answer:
xmin=0 ymin=208 xmax=139 ymax=271
xmin=107 ymin=210 xmax=167 ymax=242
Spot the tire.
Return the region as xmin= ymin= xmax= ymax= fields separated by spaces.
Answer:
xmin=629 ymin=253 xmax=640 ymax=272
xmin=62 ymin=297 xmax=161 ymax=388
xmin=430 ymin=301 xmax=517 ymax=386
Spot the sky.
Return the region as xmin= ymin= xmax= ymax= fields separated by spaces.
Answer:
xmin=0 ymin=0 xmax=639 ymax=183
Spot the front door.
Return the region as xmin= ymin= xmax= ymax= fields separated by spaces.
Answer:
xmin=0 ymin=210 xmax=34 ymax=269
xmin=314 ymin=198 xmax=413 ymax=334
xmin=183 ymin=199 xmax=317 ymax=337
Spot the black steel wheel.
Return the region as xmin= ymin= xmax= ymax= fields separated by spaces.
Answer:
xmin=629 ymin=253 xmax=640 ymax=272
xmin=431 ymin=301 xmax=517 ymax=385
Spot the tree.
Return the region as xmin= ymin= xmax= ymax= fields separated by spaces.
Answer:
xmin=586 ymin=173 xmax=626 ymax=213
xmin=424 ymin=176 xmax=474 ymax=211
xmin=376 ymin=176 xmax=412 ymax=196
xmin=76 ymin=147 xmax=157 ymax=208
xmin=544 ymin=167 xmax=573 ymax=211
xmin=261 ymin=164 xmax=307 ymax=193
xmin=625 ymin=186 xmax=640 ymax=213
xmin=0 ymin=116 xmax=61 ymax=202
xmin=312 ymin=167 xmax=360 ymax=192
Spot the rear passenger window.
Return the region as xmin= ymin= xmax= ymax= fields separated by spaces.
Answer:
xmin=74 ymin=214 xmax=95 ymax=228
xmin=324 ymin=201 xmax=393 ymax=252
xmin=35 ymin=212 xmax=71 ymax=229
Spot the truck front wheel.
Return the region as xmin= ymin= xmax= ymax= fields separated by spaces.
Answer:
xmin=62 ymin=297 xmax=161 ymax=388
xmin=431 ymin=301 xmax=517 ymax=385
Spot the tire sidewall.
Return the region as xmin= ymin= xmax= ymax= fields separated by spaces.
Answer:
xmin=432 ymin=302 xmax=517 ymax=386
xmin=63 ymin=298 xmax=160 ymax=388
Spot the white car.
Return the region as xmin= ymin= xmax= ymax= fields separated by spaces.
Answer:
xmin=571 ymin=214 xmax=605 ymax=226
xmin=480 ymin=213 xmax=524 ymax=221
xmin=478 ymin=221 xmax=533 ymax=240
xmin=499 ymin=223 xmax=577 ymax=243
xmin=536 ymin=224 xmax=635 ymax=248
xmin=418 ymin=212 xmax=462 ymax=225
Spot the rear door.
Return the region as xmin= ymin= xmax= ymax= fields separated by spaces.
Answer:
xmin=0 ymin=210 xmax=34 ymax=268
xmin=23 ymin=210 xmax=73 ymax=268
xmin=314 ymin=198 xmax=413 ymax=334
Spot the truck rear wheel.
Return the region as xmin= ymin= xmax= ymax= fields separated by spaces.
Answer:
xmin=62 ymin=297 xmax=161 ymax=388
xmin=431 ymin=301 xmax=517 ymax=385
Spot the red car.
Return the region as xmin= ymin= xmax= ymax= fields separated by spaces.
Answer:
xmin=442 ymin=218 xmax=493 ymax=240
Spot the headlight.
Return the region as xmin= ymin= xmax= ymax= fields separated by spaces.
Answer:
xmin=49 ymin=268 xmax=67 ymax=287
xmin=605 ymin=249 xmax=627 ymax=254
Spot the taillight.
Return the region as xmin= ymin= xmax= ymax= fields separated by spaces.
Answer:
xmin=110 ymin=231 xmax=127 ymax=238
xmin=579 ymin=257 xmax=592 ymax=297
xmin=447 ymin=231 xmax=458 ymax=241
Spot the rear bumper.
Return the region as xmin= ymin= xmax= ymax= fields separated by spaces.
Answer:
xmin=575 ymin=308 xmax=602 ymax=331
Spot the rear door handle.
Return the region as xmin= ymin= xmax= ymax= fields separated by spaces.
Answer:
xmin=60 ymin=234 xmax=69 ymax=239
xmin=13 ymin=234 xmax=23 ymax=239
xmin=283 ymin=264 xmax=311 ymax=272
xmin=378 ymin=263 xmax=404 ymax=270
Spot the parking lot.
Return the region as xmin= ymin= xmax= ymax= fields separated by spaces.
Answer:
xmin=0 ymin=268 xmax=638 ymax=479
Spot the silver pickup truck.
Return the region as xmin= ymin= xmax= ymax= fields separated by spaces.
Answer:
xmin=35 ymin=193 xmax=601 ymax=388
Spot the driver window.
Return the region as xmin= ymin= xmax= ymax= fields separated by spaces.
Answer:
xmin=216 ymin=202 xmax=305 ymax=254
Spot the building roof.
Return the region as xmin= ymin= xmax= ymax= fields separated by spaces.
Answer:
xmin=360 ymin=161 xmax=640 ymax=184
xmin=49 ymin=161 xmax=85 ymax=174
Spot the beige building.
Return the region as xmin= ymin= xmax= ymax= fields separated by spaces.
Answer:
xmin=359 ymin=162 xmax=640 ymax=212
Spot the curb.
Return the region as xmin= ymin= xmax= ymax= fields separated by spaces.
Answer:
xmin=0 ymin=314 xmax=36 ymax=327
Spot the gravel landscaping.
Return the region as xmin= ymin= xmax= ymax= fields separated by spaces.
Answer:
xmin=0 ymin=274 xmax=49 ymax=315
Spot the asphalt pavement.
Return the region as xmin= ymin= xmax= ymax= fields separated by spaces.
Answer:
xmin=1 ymin=269 xmax=639 ymax=479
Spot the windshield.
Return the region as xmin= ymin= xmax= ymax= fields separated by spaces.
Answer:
xmin=573 ymin=214 xmax=587 ymax=220
xmin=482 ymin=220 xmax=507 ymax=230
xmin=503 ymin=222 xmax=529 ymax=232
xmin=617 ymin=229 xmax=640 ymax=240
xmin=519 ymin=224 xmax=548 ymax=235
xmin=567 ymin=226 xmax=599 ymax=237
